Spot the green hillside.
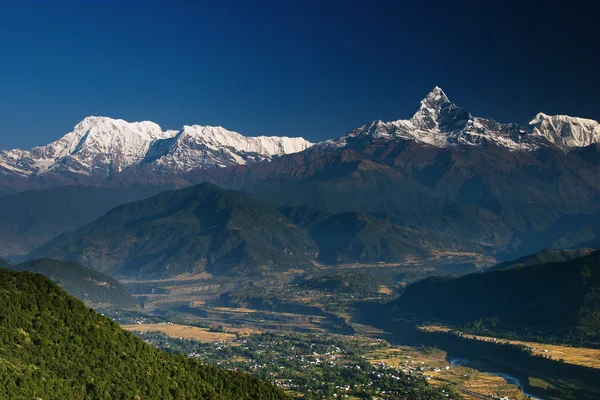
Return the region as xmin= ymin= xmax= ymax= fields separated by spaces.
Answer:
xmin=0 ymin=268 xmax=287 ymax=399
xmin=281 ymin=207 xmax=459 ymax=264
xmin=32 ymin=183 xmax=318 ymax=278
xmin=31 ymin=184 xmax=476 ymax=279
xmin=8 ymin=258 xmax=139 ymax=309
xmin=489 ymin=248 xmax=594 ymax=271
xmin=394 ymin=250 xmax=600 ymax=345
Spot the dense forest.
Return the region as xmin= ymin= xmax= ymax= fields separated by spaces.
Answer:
xmin=0 ymin=268 xmax=287 ymax=399
xmin=394 ymin=250 xmax=600 ymax=345
xmin=489 ymin=248 xmax=594 ymax=272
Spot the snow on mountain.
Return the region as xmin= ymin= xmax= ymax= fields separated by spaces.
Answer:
xmin=0 ymin=117 xmax=313 ymax=178
xmin=2 ymin=88 xmax=599 ymax=181
xmin=153 ymin=125 xmax=313 ymax=171
xmin=529 ymin=113 xmax=600 ymax=148
xmin=330 ymin=86 xmax=600 ymax=152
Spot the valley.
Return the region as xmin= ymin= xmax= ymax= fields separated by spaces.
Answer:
xmin=102 ymin=255 xmax=600 ymax=400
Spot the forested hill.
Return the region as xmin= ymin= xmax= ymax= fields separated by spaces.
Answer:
xmin=0 ymin=268 xmax=287 ymax=399
xmin=488 ymin=248 xmax=595 ymax=272
xmin=393 ymin=250 xmax=600 ymax=345
xmin=8 ymin=258 xmax=139 ymax=309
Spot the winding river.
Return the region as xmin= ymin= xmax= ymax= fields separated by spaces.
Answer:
xmin=448 ymin=357 xmax=545 ymax=399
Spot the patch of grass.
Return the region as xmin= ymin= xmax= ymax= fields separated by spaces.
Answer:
xmin=528 ymin=377 xmax=553 ymax=390
xmin=122 ymin=323 xmax=237 ymax=342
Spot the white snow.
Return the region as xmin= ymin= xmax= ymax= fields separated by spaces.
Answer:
xmin=0 ymin=116 xmax=313 ymax=177
xmin=329 ymin=87 xmax=599 ymax=152
xmin=2 ymin=88 xmax=600 ymax=181
xmin=529 ymin=112 xmax=600 ymax=148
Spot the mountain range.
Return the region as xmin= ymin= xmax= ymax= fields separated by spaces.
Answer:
xmin=3 ymin=87 xmax=600 ymax=266
xmin=328 ymin=87 xmax=600 ymax=151
xmin=0 ymin=116 xmax=312 ymax=192
xmin=2 ymin=87 xmax=600 ymax=193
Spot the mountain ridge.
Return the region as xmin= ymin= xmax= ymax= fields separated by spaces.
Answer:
xmin=0 ymin=115 xmax=313 ymax=180
xmin=28 ymin=183 xmax=477 ymax=278
xmin=7 ymin=258 xmax=139 ymax=309
xmin=2 ymin=87 xmax=600 ymax=193
xmin=327 ymin=87 xmax=600 ymax=152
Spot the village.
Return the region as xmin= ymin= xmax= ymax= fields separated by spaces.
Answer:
xmin=125 ymin=326 xmax=532 ymax=400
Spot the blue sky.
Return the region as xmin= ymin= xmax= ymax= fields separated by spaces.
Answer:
xmin=0 ymin=0 xmax=598 ymax=149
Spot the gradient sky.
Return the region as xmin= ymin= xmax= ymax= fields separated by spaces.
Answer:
xmin=0 ymin=0 xmax=598 ymax=149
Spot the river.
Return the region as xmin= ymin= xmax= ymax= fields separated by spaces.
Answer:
xmin=448 ymin=357 xmax=545 ymax=399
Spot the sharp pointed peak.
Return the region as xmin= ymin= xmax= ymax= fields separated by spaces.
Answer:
xmin=421 ymin=86 xmax=450 ymax=105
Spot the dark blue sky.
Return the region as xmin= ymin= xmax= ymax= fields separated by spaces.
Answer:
xmin=0 ymin=0 xmax=598 ymax=149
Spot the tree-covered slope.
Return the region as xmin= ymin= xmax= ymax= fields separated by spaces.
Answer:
xmin=281 ymin=207 xmax=464 ymax=264
xmin=31 ymin=183 xmax=318 ymax=278
xmin=393 ymin=250 xmax=600 ymax=344
xmin=8 ymin=258 xmax=139 ymax=309
xmin=0 ymin=268 xmax=287 ymax=399
xmin=489 ymin=248 xmax=595 ymax=271
xmin=30 ymin=183 xmax=482 ymax=279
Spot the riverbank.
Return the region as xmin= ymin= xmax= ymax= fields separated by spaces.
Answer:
xmin=355 ymin=303 xmax=600 ymax=399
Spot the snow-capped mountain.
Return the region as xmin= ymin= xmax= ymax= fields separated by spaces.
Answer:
xmin=0 ymin=116 xmax=313 ymax=178
xmin=528 ymin=112 xmax=600 ymax=148
xmin=331 ymin=86 xmax=600 ymax=151
xmin=2 ymin=87 xmax=599 ymax=189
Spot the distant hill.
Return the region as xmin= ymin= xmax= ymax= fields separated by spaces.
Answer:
xmin=8 ymin=258 xmax=139 ymax=309
xmin=31 ymin=183 xmax=319 ymax=278
xmin=393 ymin=250 xmax=600 ymax=344
xmin=30 ymin=184 xmax=480 ymax=279
xmin=299 ymin=271 xmax=388 ymax=295
xmin=0 ymin=185 xmax=163 ymax=256
xmin=489 ymin=248 xmax=595 ymax=271
xmin=0 ymin=268 xmax=286 ymax=399
xmin=281 ymin=207 xmax=461 ymax=264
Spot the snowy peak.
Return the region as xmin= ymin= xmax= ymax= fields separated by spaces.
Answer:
xmin=416 ymin=86 xmax=451 ymax=114
xmin=30 ymin=116 xmax=172 ymax=172
xmin=528 ymin=112 xmax=600 ymax=148
xmin=409 ymin=86 xmax=471 ymax=132
xmin=333 ymin=87 xmax=600 ymax=152
xmin=175 ymin=125 xmax=311 ymax=157
xmin=156 ymin=124 xmax=313 ymax=171
xmin=0 ymin=117 xmax=313 ymax=177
